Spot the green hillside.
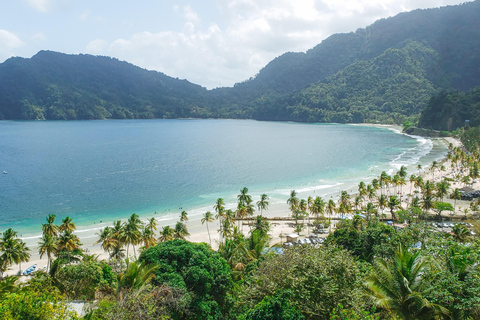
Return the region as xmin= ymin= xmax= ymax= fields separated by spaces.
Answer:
xmin=1 ymin=1 xmax=480 ymax=121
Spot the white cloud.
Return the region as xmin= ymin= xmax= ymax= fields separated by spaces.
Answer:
xmin=86 ymin=39 xmax=108 ymax=54
xmin=84 ymin=0 xmax=469 ymax=89
xmin=24 ymin=0 xmax=52 ymax=12
xmin=0 ymin=30 xmax=24 ymax=61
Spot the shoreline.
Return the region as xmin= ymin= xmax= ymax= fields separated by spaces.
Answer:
xmin=5 ymin=125 xmax=460 ymax=276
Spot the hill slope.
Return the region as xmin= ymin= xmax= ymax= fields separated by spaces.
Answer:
xmin=1 ymin=1 xmax=480 ymax=121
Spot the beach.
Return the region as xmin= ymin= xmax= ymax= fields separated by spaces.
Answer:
xmin=7 ymin=129 xmax=478 ymax=278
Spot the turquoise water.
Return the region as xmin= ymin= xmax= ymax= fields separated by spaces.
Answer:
xmin=0 ymin=120 xmax=447 ymax=240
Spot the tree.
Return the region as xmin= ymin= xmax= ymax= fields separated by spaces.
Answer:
xmin=256 ymin=194 xmax=269 ymax=216
xmin=238 ymin=187 xmax=253 ymax=206
xmin=56 ymin=230 xmax=81 ymax=252
xmin=180 ymin=211 xmax=189 ymax=223
xmin=242 ymin=246 xmax=361 ymax=319
xmin=140 ymin=226 xmax=157 ymax=249
xmin=58 ymin=216 xmax=76 ymax=233
xmin=287 ymin=190 xmax=299 ymax=217
xmin=38 ymin=233 xmax=57 ymax=271
xmin=55 ymin=259 xmax=116 ymax=300
xmin=0 ymin=228 xmax=30 ymax=275
xmin=387 ymin=196 xmax=401 ymax=222
xmin=42 ymin=214 xmax=59 ymax=237
xmin=124 ymin=213 xmax=142 ymax=258
xmin=173 ymin=222 xmax=190 ymax=240
xmin=366 ymin=244 xmax=449 ymax=319
xmin=433 ymin=202 xmax=454 ymax=218
xmin=158 ymin=226 xmax=174 ymax=242
xmin=146 ymin=217 xmax=158 ymax=233
xmin=201 ymin=211 xmax=214 ymax=246
xmin=450 ymin=188 xmax=462 ymax=212
xmin=451 ymin=224 xmax=470 ymax=242
xmin=116 ymin=259 xmax=158 ymax=294
xmin=139 ymin=240 xmax=233 ymax=320
xmin=240 ymin=290 xmax=305 ymax=320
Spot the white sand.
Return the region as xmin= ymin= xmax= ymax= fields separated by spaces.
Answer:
xmin=8 ymin=134 xmax=478 ymax=277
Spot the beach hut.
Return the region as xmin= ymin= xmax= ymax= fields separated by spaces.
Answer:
xmin=286 ymin=234 xmax=299 ymax=243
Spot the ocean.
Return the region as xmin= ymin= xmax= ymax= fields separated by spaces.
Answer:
xmin=0 ymin=120 xmax=448 ymax=246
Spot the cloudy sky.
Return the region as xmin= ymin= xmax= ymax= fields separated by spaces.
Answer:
xmin=0 ymin=0 xmax=469 ymax=89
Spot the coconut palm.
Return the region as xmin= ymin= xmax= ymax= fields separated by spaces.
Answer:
xmin=173 ymin=222 xmax=190 ymax=240
xmin=378 ymin=194 xmax=388 ymax=216
xmin=158 ymin=226 xmax=174 ymax=242
xmin=0 ymin=229 xmax=30 ymax=275
xmin=311 ymin=196 xmax=325 ymax=219
xmin=140 ymin=227 xmax=157 ymax=249
xmin=256 ymin=194 xmax=269 ymax=216
xmin=146 ymin=217 xmax=158 ymax=233
xmin=116 ymin=259 xmax=159 ymax=297
xmin=38 ymin=233 xmax=57 ymax=271
xmin=366 ymin=244 xmax=449 ymax=319
xmin=452 ymin=224 xmax=470 ymax=242
xmin=236 ymin=204 xmax=249 ymax=232
xmin=435 ymin=180 xmax=450 ymax=201
xmin=124 ymin=213 xmax=142 ymax=258
xmin=58 ymin=216 xmax=76 ymax=233
xmin=42 ymin=214 xmax=59 ymax=237
xmin=56 ymin=229 xmax=81 ymax=252
xmin=201 ymin=211 xmax=214 ymax=245
xmin=450 ymin=188 xmax=462 ymax=213
xmin=388 ymin=196 xmax=401 ymax=222
xmin=180 ymin=211 xmax=189 ymax=223
xmin=237 ymin=187 xmax=252 ymax=205
xmin=398 ymin=165 xmax=408 ymax=178
xmin=287 ymin=190 xmax=299 ymax=216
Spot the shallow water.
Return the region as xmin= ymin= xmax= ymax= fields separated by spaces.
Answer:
xmin=0 ymin=120 xmax=448 ymax=243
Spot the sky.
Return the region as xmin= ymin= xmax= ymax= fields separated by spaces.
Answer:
xmin=0 ymin=0 xmax=470 ymax=89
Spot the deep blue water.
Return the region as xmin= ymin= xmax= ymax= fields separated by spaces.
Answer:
xmin=0 ymin=120 xmax=447 ymax=237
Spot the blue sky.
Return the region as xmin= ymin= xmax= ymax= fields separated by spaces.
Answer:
xmin=0 ymin=0 xmax=468 ymax=89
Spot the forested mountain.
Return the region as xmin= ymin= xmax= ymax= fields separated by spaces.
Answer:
xmin=1 ymin=1 xmax=480 ymax=121
xmin=0 ymin=51 xmax=211 ymax=120
xmin=418 ymin=86 xmax=480 ymax=131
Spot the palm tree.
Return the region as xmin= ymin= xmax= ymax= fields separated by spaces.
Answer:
xmin=237 ymin=187 xmax=252 ymax=205
xmin=366 ymin=244 xmax=449 ymax=319
xmin=337 ymin=191 xmax=351 ymax=214
xmin=116 ymin=260 xmax=159 ymax=299
xmin=388 ymin=196 xmax=401 ymax=222
xmin=378 ymin=194 xmax=388 ymax=217
xmin=311 ymin=196 xmax=325 ymax=219
xmin=435 ymin=181 xmax=450 ymax=201
xmin=452 ymin=224 xmax=470 ymax=242
xmin=140 ymin=227 xmax=157 ymax=249
xmin=42 ymin=214 xmax=59 ymax=237
xmin=256 ymin=194 xmax=269 ymax=216
xmin=124 ymin=213 xmax=142 ymax=258
xmin=287 ymin=190 xmax=299 ymax=217
xmin=417 ymin=164 xmax=422 ymax=176
xmin=146 ymin=217 xmax=158 ymax=233
xmin=158 ymin=226 xmax=174 ymax=242
xmin=38 ymin=233 xmax=57 ymax=271
xmin=173 ymin=222 xmax=190 ymax=240
xmin=236 ymin=204 xmax=249 ymax=232
xmin=398 ymin=165 xmax=408 ymax=179
xmin=430 ymin=160 xmax=439 ymax=180
xmin=450 ymin=188 xmax=462 ymax=213
xmin=201 ymin=211 xmax=214 ymax=246
xmin=0 ymin=229 xmax=30 ymax=275
xmin=58 ymin=216 xmax=76 ymax=233
xmin=326 ymin=199 xmax=336 ymax=232
xmin=56 ymin=229 xmax=81 ymax=252
xmin=180 ymin=210 xmax=189 ymax=223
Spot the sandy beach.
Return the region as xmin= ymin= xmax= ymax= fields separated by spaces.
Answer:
xmin=7 ymin=133 xmax=479 ymax=278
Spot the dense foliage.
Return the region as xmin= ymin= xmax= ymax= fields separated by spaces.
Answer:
xmin=138 ymin=240 xmax=233 ymax=320
xmin=418 ymin=86 xmax=480 ymax=131
xmin=1 ymin=1 xmax=480 ymax=123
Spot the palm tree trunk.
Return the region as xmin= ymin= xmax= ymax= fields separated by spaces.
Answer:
xmin=207 ymin=223 xmax=211 ymax=246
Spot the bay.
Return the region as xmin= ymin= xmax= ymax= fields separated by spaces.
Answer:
xmin=0 ymin=119 xmax=447 ymax=239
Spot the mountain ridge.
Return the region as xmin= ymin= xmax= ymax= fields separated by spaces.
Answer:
xmin=1 ymin=1 xmax=480 ymax=122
